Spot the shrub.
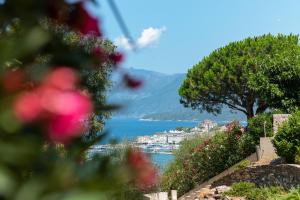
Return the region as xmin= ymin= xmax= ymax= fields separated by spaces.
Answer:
xmin=224 ymin=182 xmax=286 ymax=200
xmin=233 ymin=160 xmax=251 ymax=171
xmin=274 ymin=188 xmax=300 ymax=200
xmin=247 ymin=113 xmax=273 ymax=143
xmin=161 ymin=122 xmax=256 ymax=196
xmin=273 ymin=111 xmax=300 ymax=163
xmin=295 ymin=147 xmax=300 ymax=165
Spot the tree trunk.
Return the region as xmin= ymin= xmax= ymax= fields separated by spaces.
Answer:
xmin=255 ymin=101 xmax=268 ymax=115
xmin=246 ymin=97 xmax=255 ymax=120
xmin=246 ymin=109 xmax=254 ymax=120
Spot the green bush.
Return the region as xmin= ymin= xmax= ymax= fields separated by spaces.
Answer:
xmin=295 ymin=147 xmax=300 ymax=165
xmin=273 ymin=188 xmax=300 ymax=200
xmin=273 ymin=111 xmax=300 ymax=163
xmin=247 ymin=113 xmax=273 ymax=143
xmin=161 ymin=122 xmax=256 ymax=196
xmin=224 ymin=182 xmax=286 ymax=200
xmin=233 ymin=160 xmax=251 ymax=171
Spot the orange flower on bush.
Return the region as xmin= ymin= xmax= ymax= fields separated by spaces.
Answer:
xmin=14 ymin=67 xmax=93 ymax=143
xmin=127 ymin=149 xmax=158 ymax=190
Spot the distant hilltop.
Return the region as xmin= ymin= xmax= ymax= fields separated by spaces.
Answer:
xmin=108 ymin=68 xmax=245 ymax=122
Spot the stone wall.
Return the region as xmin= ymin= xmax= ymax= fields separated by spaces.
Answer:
xmin=212 ymin=164 xmax=300 ymax=189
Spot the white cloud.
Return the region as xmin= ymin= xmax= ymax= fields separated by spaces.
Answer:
xmin=114 ymin=36 xmax=133 ymax=51
xmin=114 ymin=26 xmax=167 ymax=51
xmin=137 ymin=26 xmax=167 ymax=48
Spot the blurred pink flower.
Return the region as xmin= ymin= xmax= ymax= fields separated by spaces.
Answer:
xmin=128 ymin=150 xmax=148 ymax=169
xmin=44 ymin=67 xmax=78 ymax=90
xmin=128 ymin=150 xmax=158 ymax=189
xmin=46 ymin=91 xmax=93 ymax=143
xmin=135 ymin=165 xmax=158 ymax=190
xmin=13 ymin=67 xmax=93 ymax=143
xmin=14 ymin=92 xmax=43 ymax=123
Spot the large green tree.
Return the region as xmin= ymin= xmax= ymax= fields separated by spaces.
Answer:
xmin=179 ymin=34 xmax=300 ymax=119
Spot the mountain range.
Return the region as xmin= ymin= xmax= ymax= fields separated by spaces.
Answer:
xmin=108 ymin=68 xmax=246 ymax=122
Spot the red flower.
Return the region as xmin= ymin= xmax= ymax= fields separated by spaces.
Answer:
xmin=45 ymin=91 xmax=92 ymax=143
xmin=135 ymin=165 xmax=158 ymax=190
xmin=14 ymin=92 xmax=43 ymax=123
xmin=93 ymin=47 xmax=108 ymax=63
xmin=2 ymin=69 xmax=25 ymax=92
xmin=127 ymin=150 xmax=158 ymax=189
xmin=109 ymin=52 xmax=124 ymax=65
xmin=128 ymin=150 xmax=149 ymax=170
xmin=194 ymin=144 xmax=205 ymax=152
xmin=47 ymin=1 xmax=101 ymax=36
xmin=123 ymin=74 xmax=143 ymax=89
xmin=44 ymin=67 xmax=78 ymax=90
xmin=13 ymin=67 xmax=93 ymax=144
xmin=204 ymin=139 xmax=210 ymax=146
xmin=69 ymin=2 xmax=102 ymax=37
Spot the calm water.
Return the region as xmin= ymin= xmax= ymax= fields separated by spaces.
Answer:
xmin=105 ymin=118 xmax=198 ymax=142
xmin=103 ymin=118 xmax=198 ymax=170
xmin=103 ymin=118 xmax=246 ymax=171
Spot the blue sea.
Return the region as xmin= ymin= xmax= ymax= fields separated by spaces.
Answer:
xmin=103 ymin=118 xmax=199 ymax=171
xmin=102 ymin=118 xmax=247 ymax=171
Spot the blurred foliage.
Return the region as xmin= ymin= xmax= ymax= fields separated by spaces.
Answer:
xmin=161 ymin=122 xmax=256 ymax=196
xmin=179 ymin=34 xmax=300 ymax=119
xmin=273 ymin=111 xmax=300 ymax=163
xmin=0 ymin=1 xmax=155 ymax=199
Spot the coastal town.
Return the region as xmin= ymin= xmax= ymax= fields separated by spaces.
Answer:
xmin=90 ymin=120 xmax=220 ymax=155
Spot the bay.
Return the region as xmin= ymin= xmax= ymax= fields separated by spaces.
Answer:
xmin=102 ymin=118 xmax=247 ymax=171
xmin=103 ymin=118 xmax=198 ymax=170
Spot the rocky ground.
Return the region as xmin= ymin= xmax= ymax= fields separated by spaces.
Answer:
xmin=185 ymin=185 xmax=244 ymax=200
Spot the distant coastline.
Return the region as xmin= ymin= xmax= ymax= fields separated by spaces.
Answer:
xmin=139 ymin=118 xmax=199 ymax=122
xmin=111 ymin=116 xmax=247 ymax=125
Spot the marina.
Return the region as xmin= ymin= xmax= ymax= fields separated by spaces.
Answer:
xmin=90 ymin=119 xmax=219 ymax=155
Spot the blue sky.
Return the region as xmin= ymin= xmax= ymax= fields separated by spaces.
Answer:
xmin=91 ymin=0 xmax=300 ymax=74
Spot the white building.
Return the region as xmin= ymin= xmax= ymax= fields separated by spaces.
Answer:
xmin=167 ymin=135 xmax=185 ymax=144
xmin=137 ymin=136 xmax=152 ymax=144
xmin=198 ymin=120 xmax=218 ymax=132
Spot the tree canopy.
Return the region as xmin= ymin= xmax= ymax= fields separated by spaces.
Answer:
xmin=179 ymin=34 xmax=300 ymax=119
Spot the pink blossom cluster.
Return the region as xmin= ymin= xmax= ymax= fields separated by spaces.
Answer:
xmin=225 ymin=121 xmax=245 ymax=140
xmin=194 ymin=139 xmax=211 ymax=152
xmin=127 ymin=149 xmax=158 ymax=190
xmin=13 ymin=67 xmax=93 ymax=144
